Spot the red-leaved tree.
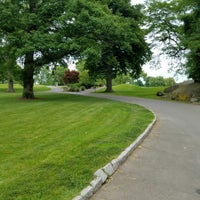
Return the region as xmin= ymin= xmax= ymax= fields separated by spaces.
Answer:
xmin=62 ymin=70 xmax=79 ymax=84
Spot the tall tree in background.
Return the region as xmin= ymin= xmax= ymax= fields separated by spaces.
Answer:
xmin=71 ymin=0 xmax=151 ymax=92
xmin=146 ymin=0 xmax=200 ymax=82
xmin=0 ymin=42 xmax=20 ymax=92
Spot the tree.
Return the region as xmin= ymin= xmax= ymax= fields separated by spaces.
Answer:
xmin=146 ymin=0 xmax=200 ymax=82
xmin=164 ymin=77 xmax=175 ymax=86
xmin=0 ymin=0 xmax=75 ymax=98
xmin=149 ymin=76 xmax=165 ymax=87
xmin=182 ymin=1 xmax=200 ymax=82
xmin=113 ymin=74 xmax=131 ymax=85
xmin=72 ymin=0 xmax=151 ymax=92
xmin=77 ymin=60 xmax=95 ymax=88
xmin=0 ymin=44 xmax=22 ymax=91
xmin=34 ymin=66 xmax=54 ymax=85
xmin=0 ymin=0 xmax=151 ymax=98
xmin=52 ymin=66 xmax=66 ymax=86
xmin=0 ymin=48 xmax=7 ymax=84
xmin=62 ymin=70 xmax=79 ymax=85
xmin=144 ymin=76 xmax=175 ymax=87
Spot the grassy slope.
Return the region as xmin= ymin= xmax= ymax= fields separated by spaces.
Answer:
xmin=0 ymin=88 xmax=153 ymax=199
xmin=98 ymin=84 xmax=166 ymax=99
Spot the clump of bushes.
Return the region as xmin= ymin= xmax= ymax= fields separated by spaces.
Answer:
xmin=62 ymin=70 xmax=79 ymax=85
xmin=62 ymin=69 xmax=105 ymax=92
xmin=171 ymin=93 xmax=190 ymax=101
xmin=63 ymin=84 xmax=85 ymax=92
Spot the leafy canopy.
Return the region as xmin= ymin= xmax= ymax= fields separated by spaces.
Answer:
xmin=146 ymin=0 xmax=200 ymax=82
xmin=69 ymin=0 xmax=151 ymax=91
xmin=0 ymin=0 xmax=151 ymax=97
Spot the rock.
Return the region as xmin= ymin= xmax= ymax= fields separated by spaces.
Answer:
xmin=156 ymin=91 xmax=164 ymax=96
xmin=103 ymin=163 xmax=115 ymax=176
xmin=94 ymin=169 xmax=108 ymax=183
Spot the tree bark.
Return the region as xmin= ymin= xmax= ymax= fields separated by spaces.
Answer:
xmin=105 ymin=76 xmax=113 ymax=92
xmin=105 ymin=66 xmax=113 ymax=92
xmin=7 ymin=79 xmax=14 ymax=93
xmin=7 ymin=71 xmax=15 ymax=93
xmin=22 ymin=53 xmax=35 ymax=99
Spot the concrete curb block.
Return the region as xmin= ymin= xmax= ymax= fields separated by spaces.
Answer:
xmin=72 ymin=114 xmax=156 ymax=200
xmin=94 ymin=169 xmax=108 ymax=183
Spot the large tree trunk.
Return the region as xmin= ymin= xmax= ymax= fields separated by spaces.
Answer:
xmin=105 ymin=66 xmax=113 ymax=92
xmin=105 ymin=77 xmax=113 ymax=92
xmin=22 ymin=53 xmax=35 ymax=99
xmin=7 ymin=79 xmax=14 ymax=93
xmin=7 ymin=71 xmax=15 ymax=93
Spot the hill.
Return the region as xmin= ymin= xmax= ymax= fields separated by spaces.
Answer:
xmin=164 ymin=80 xmax=200 ymax=102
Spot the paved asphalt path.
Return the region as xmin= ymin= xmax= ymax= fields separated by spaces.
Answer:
xmin=79 ymin=92 xmax=200 ymax=200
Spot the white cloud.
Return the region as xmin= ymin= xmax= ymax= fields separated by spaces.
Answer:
xmin=131 ymin=0 xmax=145 ymax=5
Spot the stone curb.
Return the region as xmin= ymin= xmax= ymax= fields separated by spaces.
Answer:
xmin=72 ymin=114 xmax=157 ymax=200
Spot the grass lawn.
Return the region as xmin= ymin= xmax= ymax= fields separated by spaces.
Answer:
xmin=0 ymin=85 xmax=154 ymax=200
xmin=0 ymin=84 xmax=51 ymax=93
xmin=97 ymin=84 xmax=166 ymax=99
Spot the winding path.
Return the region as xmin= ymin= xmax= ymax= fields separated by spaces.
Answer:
xmin=79 ymin=92 xmax=200 ymax=200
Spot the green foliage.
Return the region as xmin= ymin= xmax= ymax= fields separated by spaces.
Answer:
xmin=182 ymin=1 xmax=200 ymax=82
xmin=76 ymin=60 xmax=96 ymax=88
xmin=164 ymin=77 xmax=176 ymax=86
xmin=0 ymin=0 xmax=150 ymax=97
xmin=0 ymin=0 xmax=75 ymax=98
xmin=34 ymin=66 xmax=53 ymax=85
xmin=146 ymin=0 xmax=200 ymax=82
xmin=73 ymin=0 xmax=151 ymax=92
xmin=63 ymin=83 xmax=85 ymax=92
xmin=0 ymin=91 xmax=153 ymax=200
xmin=113 ymin=74 xmax=131 ymax=85
xmin=133 ymin=79 xmax=144 ymax=86
xmin=0 ymin=65 xmax=7 ymax=84
xmin=34 ymin=66 xmax=66 ymax=86
xmin=52 ymin=66 xmax=66 ymax=86
xmin=144 ymin=76 xmax=175 ymax=87
xmin=148 ymin=76 xmax=165 ymax=87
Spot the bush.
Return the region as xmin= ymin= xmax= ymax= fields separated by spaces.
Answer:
xmin=63 ymin=70 xmax=79 ymax=84
xmin=63 ymin=83 xmax=85 ymax=92
xmin=171 ymin=93 xmax=190 ymax=101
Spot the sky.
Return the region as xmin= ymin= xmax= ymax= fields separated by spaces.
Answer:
xmin=131 ymin=0 xmax=188 ymax=82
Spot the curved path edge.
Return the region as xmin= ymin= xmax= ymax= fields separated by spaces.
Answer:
xmin=72 ymin=114 xmax=157 ymax=200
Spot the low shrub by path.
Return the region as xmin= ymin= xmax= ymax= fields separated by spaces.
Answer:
xmin=0 ymin=92 xmax=153 ymax=200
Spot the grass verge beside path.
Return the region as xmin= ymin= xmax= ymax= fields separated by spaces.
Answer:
xmin=0 ymin=91 xmax=153 ymax=200
xmin=0 ymin=84 xmax=50 ymax=93
xmin=97 ymin=84 xmax=166 ymax=99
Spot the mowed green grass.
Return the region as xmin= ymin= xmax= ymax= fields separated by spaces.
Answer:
xmin=98 ymin=84 xmax=166 ymax=99
xmin=0 ymin=84 xmax=50 ymax=93
xmin=0 ymin=86 xmax=153 ymax=200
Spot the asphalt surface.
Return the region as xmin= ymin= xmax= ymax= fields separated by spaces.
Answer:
xmin=81 ymin=93 xmax=200 ymax=200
